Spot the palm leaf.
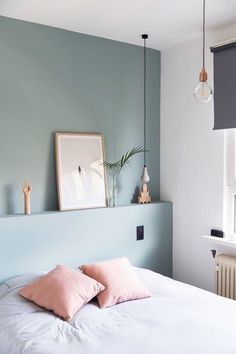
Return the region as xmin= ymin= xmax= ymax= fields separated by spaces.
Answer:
xmin=103 ymin=161 xmax=121 ymax=176
xmin=120 ymin=147 xmax=144 ymax=168
xmin=103 ymin=147 xmax=145 ymax=177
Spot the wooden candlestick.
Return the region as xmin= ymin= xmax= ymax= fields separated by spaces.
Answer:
xmin=22 ymin=180 xmax=32 ymax=215
xmin=137 ymin=183 xmax=151 ymax=204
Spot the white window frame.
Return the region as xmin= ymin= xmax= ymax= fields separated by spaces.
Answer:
xmin=224 ymin=129 xmax=236 ymax=238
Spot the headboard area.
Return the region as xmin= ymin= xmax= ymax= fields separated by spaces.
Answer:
xmin=0 ymin=202 xmax=172 ymax=283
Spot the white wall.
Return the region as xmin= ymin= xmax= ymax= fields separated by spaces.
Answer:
xmin=161 ymin=24 xmax=236 ymax=292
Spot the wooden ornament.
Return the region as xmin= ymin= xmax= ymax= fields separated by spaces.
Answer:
xmin=137 ymin=183 xmax=151 ymax=204
xmin=22 ymin=180 xmax=32 ymax=215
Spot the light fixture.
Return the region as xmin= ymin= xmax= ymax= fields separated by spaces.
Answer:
xmin=194 ymin=0 xmax=213 ymax=103
xmin=141 ymin=34 xmax=150 ymax=184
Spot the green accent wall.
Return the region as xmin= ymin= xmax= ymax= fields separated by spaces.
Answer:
xmin=0 ymin=17 xmax=172 ymax=279
xmin=0 ymin=202 xmax=172 ymax=282
xmin=0 ymin=16 xmax=160 ymax=214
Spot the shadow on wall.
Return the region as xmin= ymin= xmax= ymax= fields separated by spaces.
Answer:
xmin=131 ymin=185 xmax=140 ymax=203
xmin=3 ymin=184 xmax=15 ymax=214
xmin=44 ymin=132 xmax=58 ymax=211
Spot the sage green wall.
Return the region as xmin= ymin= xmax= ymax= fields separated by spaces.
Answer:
xmin=0 ymin=202 xmax=172 ymax=282
xmin=0 ymin=16 xmax=160 ymax=214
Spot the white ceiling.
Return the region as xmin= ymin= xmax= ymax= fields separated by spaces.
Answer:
xmin=0 ymin=0 xmax=235 ymax=50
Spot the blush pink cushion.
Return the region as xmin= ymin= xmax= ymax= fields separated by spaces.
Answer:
xmin=80 ymin=257 xmax=152 ymax=308
xmin=19 ymin=265 xmax=105 ymax=321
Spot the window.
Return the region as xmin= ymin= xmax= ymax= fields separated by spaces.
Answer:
xmin=224 ymin=129 xmax=236 ymax=237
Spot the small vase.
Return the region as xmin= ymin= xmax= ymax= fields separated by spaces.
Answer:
xmin=109 ymin=177 xmax=118 ymax=207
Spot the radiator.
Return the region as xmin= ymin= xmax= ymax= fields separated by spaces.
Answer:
xmin=216 ymin=254 xmax=236 ymax=300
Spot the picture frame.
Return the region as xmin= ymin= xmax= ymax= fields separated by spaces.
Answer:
xmin=55 ymin=132 xmax=107 ymax=211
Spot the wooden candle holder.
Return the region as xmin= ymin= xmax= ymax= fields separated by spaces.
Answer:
xmin=137 ymin=183 xmax=151 ymax=204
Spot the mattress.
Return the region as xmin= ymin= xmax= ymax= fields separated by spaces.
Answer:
xmin=0 ymin=267 xmax=236 ymax=354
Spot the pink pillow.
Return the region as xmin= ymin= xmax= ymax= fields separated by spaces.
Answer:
xmin=80 ymin=257 xmax=152 ymax=308
xmin=19 ymin=265 xmax=105 ymax=321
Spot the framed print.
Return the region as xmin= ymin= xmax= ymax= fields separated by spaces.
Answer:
xmin=55 ymin=132 xmax=107 ymax=211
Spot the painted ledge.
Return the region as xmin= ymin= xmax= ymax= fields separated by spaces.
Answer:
xmin=0 ymin=201 xmax=170 ymax=220
xmin=203 ymin=235 xmax=236 ymax=249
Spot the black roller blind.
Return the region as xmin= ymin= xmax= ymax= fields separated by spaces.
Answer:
xmin=211 ymin=42 xmax=236 ymax=130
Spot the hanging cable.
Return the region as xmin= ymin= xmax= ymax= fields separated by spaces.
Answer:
xmin=142 ymin=34 xmax=148 ymax=166
xmin=203 ymin=0 xmax=205 ymax=69
xmin=139 ymin=34 xmax=151 ymax=186
xmin=193 ymin=0 xmax=212 ymax=103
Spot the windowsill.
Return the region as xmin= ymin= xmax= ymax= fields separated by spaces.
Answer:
xmin=203 ymin=235 xmax=236 ymax=249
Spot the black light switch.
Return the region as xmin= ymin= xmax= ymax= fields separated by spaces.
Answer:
xmin=137 ymin=226 xmax=144 ymax=241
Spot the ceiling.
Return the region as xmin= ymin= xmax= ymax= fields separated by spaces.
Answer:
xmin=0 ymin=0 xmax=235 ymax=50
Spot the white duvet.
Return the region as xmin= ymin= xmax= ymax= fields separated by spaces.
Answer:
xmin=0 ymin=268 xmax=236 ymax=354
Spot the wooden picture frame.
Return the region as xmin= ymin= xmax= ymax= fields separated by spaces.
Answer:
xmin=55 ymin=132 xmax=107 ymax=211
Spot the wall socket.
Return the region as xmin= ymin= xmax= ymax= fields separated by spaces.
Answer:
xmin=136 ymin=225 xmax=144 ymax=241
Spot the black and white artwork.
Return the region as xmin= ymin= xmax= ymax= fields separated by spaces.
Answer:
xmin=55 ymin=132 xmax=107 ymax=211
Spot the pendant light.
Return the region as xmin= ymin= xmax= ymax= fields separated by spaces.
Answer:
xmin=141 ymin=34 xmax=150 ymax=183
xmin=194 ymin=0 xmax=213 ymax=103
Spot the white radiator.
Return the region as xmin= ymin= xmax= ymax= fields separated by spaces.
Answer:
xmin=216 ymin=254 xmax=236 ymax=300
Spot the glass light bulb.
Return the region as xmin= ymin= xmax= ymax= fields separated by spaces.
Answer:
xmin=194 ymin=81 xmax=213 ymax=103
xmin=141 ymin=166 xmax=150 ymax=183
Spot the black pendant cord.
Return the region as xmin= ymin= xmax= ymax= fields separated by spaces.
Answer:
xmin=202 ymin=0 xmax=205 ymax=69
xmin=142 ymin=34 xmax=148 ymax=166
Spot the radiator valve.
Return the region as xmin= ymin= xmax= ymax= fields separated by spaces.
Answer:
xmin=211 ymin=249 xmax=216 ymax=258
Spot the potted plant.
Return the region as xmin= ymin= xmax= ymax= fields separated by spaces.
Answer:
xmin=104 ymin=147 xmax=144 ymax=207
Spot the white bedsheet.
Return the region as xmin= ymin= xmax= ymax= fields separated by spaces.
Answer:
xmin=0 ymin=268 xmax=236 ymax=354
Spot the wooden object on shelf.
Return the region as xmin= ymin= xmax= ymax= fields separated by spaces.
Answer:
xmin=22 ymin=180 xmax=32 ymax=215
xmin=137 ymin=183 xmax=151 ymax=204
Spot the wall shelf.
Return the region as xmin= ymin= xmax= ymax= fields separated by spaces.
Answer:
xmin=0 ymin=201 xmax=170 ymax=220
xmin=203 ymin=235 xmax=236 ymax=249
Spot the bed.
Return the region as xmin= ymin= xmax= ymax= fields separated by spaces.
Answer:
xmin=0 ymin=267 xmax=236 ymax=354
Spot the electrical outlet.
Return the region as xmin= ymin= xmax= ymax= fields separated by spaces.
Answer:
xmin=136 ymin=225 xmax=144 ymax=241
